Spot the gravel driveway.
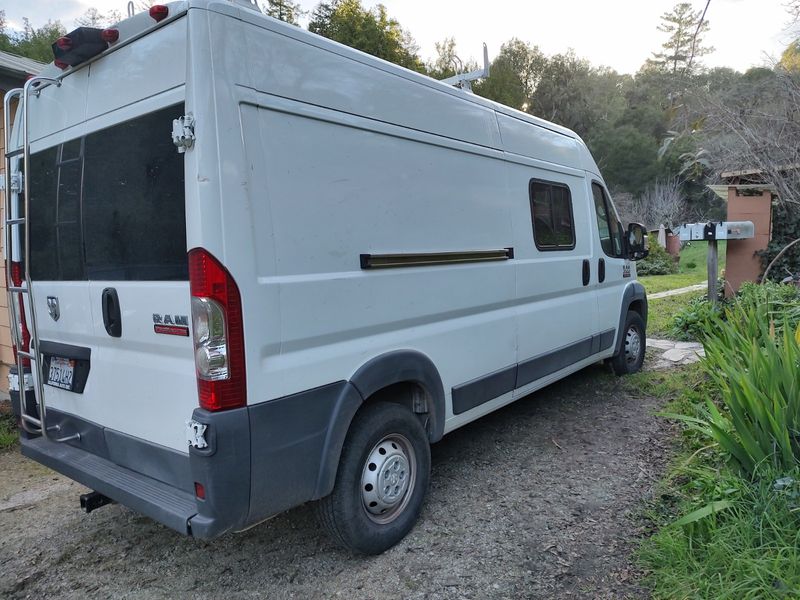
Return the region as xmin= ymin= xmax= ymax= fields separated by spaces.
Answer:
xmin=0 ymin=362 xmax=672 ymax=599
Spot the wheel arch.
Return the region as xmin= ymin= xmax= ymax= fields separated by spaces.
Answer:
xmin=614 ymin=281 xmax=648 ymax=357
xmin=313 ymin=350 xmax=445 ymax=500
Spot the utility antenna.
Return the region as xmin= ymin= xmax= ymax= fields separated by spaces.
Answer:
xmin=440 ymin=43 xmax=490 ymax=92
xmin=127 ymin=1 xmax=134 ymax=18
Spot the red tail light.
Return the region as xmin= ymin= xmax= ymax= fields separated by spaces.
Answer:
xmin=9 ymin=262 xmax=31 ymax=368
xmin=101 ymin=29 xmax=119 ymax=43
xmin=188 ymin=249 xmax=246 ymax=411
xmin=150 ymin=5 xmax=169 ymax=22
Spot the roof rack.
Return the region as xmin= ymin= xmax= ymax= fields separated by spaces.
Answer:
xmin=439 ymin=43 xmax=490 ymax=92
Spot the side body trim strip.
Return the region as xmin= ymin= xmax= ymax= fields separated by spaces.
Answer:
xmin=360 ymin=248 xmax=514 ymax=269
xmin=451 ymin=328 xmax=616 ymax=415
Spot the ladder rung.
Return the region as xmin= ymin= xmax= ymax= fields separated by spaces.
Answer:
xmin=21 ymin=413 xmax=42 ymax=427
xmin=8 ymin=286 xmax=28 ymax=293
xmin=17 ymin=350 xmax=36 ymax=360
xmin=5 ymin=217 xmax=25 ymax=225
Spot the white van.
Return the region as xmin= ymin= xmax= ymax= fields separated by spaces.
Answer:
xmin=4 ymin=0 xmax=649 ymax=555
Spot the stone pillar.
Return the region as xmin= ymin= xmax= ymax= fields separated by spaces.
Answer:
xmin=724 ymin=187 xmax=772 ymax=297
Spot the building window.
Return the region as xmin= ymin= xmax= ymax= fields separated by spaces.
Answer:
xmin=529 ymin=179 xmax=576 ymax=251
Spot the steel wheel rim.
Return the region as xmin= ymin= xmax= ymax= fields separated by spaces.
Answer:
xmin=624 ymin=325 xmax=642 ymax=365
xmin=361 ymin=434 xmax=416 ymax=525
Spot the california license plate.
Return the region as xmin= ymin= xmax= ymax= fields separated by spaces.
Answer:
xmin=47 ymin=356 xmax=75 ymax=391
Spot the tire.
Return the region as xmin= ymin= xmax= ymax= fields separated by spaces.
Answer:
xmin=316 ymin=401 xmax=431 ymax=555
xmin=611 ymin=310 xmax=646 ymax=375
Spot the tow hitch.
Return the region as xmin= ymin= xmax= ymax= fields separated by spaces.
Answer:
xmin=80 ymin=491 xmax=113 ymax=513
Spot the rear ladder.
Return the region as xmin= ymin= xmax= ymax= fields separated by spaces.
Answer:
xmin=3 ymin=78 xmax=78 ymax=443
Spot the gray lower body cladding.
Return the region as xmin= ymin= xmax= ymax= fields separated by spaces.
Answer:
xmin=14 ymin=380 xmax=363 ymax=539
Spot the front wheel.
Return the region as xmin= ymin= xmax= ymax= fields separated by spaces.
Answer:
xmin=316 ymin=401 xmax=431 ymax=555
xmin=611 ymin=311 xmax=646 ymax=375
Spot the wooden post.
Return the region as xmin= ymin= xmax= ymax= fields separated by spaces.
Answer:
xmin=707 ymin=239 xmax=718 ymax=303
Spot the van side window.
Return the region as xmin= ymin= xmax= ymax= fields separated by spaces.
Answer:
xmin=591 ymin=182 xmax=623 ymax=258
xmin=529 ymin=180 xmax=575 ymax=251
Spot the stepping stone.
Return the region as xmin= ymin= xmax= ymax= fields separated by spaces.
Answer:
xmin=646 ymin=339 xmax=675 ymax=350
xmin=675 ymin=341 xmax=702 ymax=350
xmin=661 ymin=348 xmax=688 ymax=362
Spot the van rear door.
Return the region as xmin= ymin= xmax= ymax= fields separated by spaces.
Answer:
xmin=26 ymin=104 xmax=197 ymax=452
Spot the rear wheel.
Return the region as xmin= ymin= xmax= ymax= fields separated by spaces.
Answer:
xmin=317 ymin=401 xmax=431 ymax=555
xmin=611 ymin=311 xmax=646 ymax=375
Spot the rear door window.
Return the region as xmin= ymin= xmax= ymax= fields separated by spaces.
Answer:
xmin=28 ymin=104 xmax=187 ymax=281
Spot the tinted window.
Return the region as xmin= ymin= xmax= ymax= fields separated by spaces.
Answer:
xmin=27 ymin=105 xmax=187 ymax=281
xmin=529 ymin=180 xmax=575 ymax=250
xmin=592 ymin=183 xmax=623 ymax=258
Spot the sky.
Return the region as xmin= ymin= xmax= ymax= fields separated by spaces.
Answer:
xmin=2 ymin=0 xmax=796 ymax=74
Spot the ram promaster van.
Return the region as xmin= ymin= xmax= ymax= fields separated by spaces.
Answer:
xmin=4 ymin=0 xmax=649 ymax=555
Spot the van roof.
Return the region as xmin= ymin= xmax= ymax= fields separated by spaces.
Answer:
xmin=32 ymin=0 xmax=603 ymax=178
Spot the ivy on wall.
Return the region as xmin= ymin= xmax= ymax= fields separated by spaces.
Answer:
xmin=758 ymin=199 xmax=800 ymax=281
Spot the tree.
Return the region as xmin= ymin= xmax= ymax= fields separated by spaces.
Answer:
xmin=308 ymin=0 xmax=424 ymax=72
xmin=591 ymin=125 xmax=660 ymax=195
xmin=529 ymin=52 xmax=628 ymax=142
xmin=75 ymin=8 xmax=123 ymax=28
xmin=427 ymin=38 xmax=458 ymax=80
xmin=780 ymin=39 xmax=800 ymax=72
xmin=474 ymin=39 xmax=545 ymax=110
xmin=262 ymin=0 xmax=303 ymax=25
xmin=649 ymin=2 xmax=713 ymax=76
xmin=6 ymin=18 xmax=66 ymax=63
xmin=629 ymin=177 xmax=686 ymax=229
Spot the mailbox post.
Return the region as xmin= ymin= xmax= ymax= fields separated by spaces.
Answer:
xmin=678 ymin=221 xmax=755 ymax=303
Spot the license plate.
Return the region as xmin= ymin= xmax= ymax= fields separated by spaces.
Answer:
xmin=47 ymin=356 xmax=75 ymax=391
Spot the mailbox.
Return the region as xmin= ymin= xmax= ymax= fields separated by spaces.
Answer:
xmin=677 ymin=221 xmax=754 ymax=242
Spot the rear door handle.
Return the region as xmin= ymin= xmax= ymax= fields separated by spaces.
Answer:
xmin=582 ymin=259 xmax=590 ymax=286
xmin=101 ymin=288 xmax=122 ymax=338
xmin=598 ymin=258 xmax=606 ymax=283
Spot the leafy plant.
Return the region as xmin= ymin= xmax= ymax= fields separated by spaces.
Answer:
xmin=685 ymin=261 xmax=697 ymax=269
xmin=672 ymin=300 xmax=800 ymax=475
xmin=669 ymin=296 xmax=723 ymax=341
xmin=638 ymin=234 xmax=680 ymax=276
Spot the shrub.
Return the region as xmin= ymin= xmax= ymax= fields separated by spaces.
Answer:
xmin=637 ymin=234 xmax=679 ymax=276
xmin=670 ymin=296 xmax=723 ymax=341
xmin=685 ymin=261 xmax=697 ymax=269
xmin=675 ymin=298 xmax=800 ymax=475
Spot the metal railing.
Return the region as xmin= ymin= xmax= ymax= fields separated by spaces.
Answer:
xmin=3 ymin=78 xmax=78 ymax=443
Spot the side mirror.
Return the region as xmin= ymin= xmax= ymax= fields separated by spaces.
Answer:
xmin=626 ymin=223 xmax=649 ymax=261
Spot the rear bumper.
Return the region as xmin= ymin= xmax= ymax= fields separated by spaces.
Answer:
xmin=12 ymin=394 xmax=252 ymax=539
xmin=21 ymin=435 xmax=198 ymax=535
xmin=13 ymin=381 xmax=364 ymax=539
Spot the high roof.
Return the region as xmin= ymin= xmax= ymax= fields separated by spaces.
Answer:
xmin=0 ymin=50 xmax=45 ymax=79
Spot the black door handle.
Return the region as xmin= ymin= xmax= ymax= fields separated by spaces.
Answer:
xmin=582 ymin=259 xmax=590 ymax=286
xmin=598 ymin=258 xmax=606 ymax=283
xmin=101 ymin=288 xmax=122 ymax=338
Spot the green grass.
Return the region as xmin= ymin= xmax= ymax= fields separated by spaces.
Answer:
xmin=0 ymin=405 xmax=17 ymax=451
xmin=647 ymin=291 xmax=704 ymax=338
xmin=639 ymin=241 xmax=727 ymax=295
xmin=640 ymin=463 xmax=800 ymax=599
xmin=632 ymin=349 xmax=800 ymax=597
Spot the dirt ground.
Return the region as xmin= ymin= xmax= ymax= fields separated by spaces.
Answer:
xmin=0 ymin=361 xmax=674 ymax=600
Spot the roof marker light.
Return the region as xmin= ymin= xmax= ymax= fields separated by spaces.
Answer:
xmin=54 ymin=59 xmax=69 ymax=70
xmin=101 ymin=29 xmax=119 ymax=43
xmin=56 ymin=37 xmax=72 ymax=50
xmin=150 ymin=5 xmax=169 ymax=22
